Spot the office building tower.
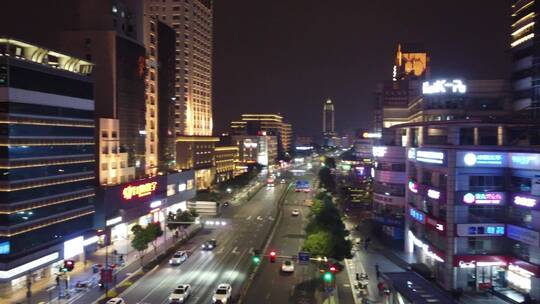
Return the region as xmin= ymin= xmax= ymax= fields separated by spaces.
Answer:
xmin=323 ymin=99 xmax=335 ymax=138
xmin=0 ymin=38 xmax=96 ymax=291
xmin=0 ymin=0 xmax=147 ymax=182
xmin=510 ymin=0 xmax=540 ymax=119
xmin=229 ymin=113 xmax=292 ymax=158
xmin=147 ymin=0 xmax=217 ymax=188
xmin=374 ymin=43 xmax=429 ymax=132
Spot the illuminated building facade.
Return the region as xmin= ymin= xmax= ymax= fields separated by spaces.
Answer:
xmin=214 ymin=146 xmax=239 ymax=182
xmin=374 ymin=43 xmax=429 ymax=132
xmin=99 ymin=118 xmax=135 ymax=185
xmin=148 ymin=0 xmax=215 ymax=187
xmin=396 ymin=121 xmax=540 ymax=300
xmin=510 ymin=0 xmax=540 ymax=117
xmin=323 ymin=99 xmax=336 ymax=146
xmin=229 ymin=114 xmax=292 ymax=157
xmin=97 ymin=170 xmax=195 ymax=247
xmin=0 ymin=39 xmax=96 ymax=290
xmin=176 ymin=136 xmax=218 ymax=189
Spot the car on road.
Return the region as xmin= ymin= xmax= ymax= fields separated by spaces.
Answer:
xmin=202 ymin=239 xmax=217 ymax=250
xmin=106 ymin=298 xmax=126 ymax=304
xmin=280 ymin=179 xmax=286 ymax=184
xmin=223 ymin=201 xmax=230 ymax=207
xmin=281 ymin=260 xmax=295 ymax=273
xmin=291 ymin=209 xmax=300 ymax=216
xmin=169 ymin=284 xmax=191 ymax=303
xmin=212 ymin=283 xmax=232 ymax=303
xmin=169 ymin=250 xmax=188 ymax=265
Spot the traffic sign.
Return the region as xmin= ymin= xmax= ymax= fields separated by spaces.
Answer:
xmin=298 ymin=251 xmax=310 ymax=265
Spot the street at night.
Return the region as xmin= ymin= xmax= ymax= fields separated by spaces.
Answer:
xmin=1 ymin=1 xmax=540 ymax=304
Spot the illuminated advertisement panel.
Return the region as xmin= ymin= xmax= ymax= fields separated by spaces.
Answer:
xmin=462 ymin=192 xmax=504 ymax=205
xmin=513 ymin=195 xmax=538 ymax=208
xmin=507 ymin=225 xmax=540 ymax=247
xmin=122 ymin=181 xmax=158 ymax=200
xmin=408 ymin=207 xmax=425 ymax=224
xmin=456 ymin=224 xmax=505 ymax=237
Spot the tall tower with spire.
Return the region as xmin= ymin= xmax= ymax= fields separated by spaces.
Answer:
xmin=323 ymin=99 xmax=336 ymax=146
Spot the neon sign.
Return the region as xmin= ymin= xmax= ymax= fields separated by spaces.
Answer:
xmin=457 ymin=224 xmax=505 ymax=236
xmin=463 ymin=192 xmax=503 ymax=205
xmin=427 ymin=189 xmax=441 ymax=200
xmin=408 ymin=180 xmax=419 ymax=193
xmin=463 ymin=153 xmax=504 ymax=166
xmin=372 ymin=146 xmax=387 ymax=157
xmin=408 ymin=231 xmax=444 ymax=262
xmin=416 ymin=150 xmax=445 ymax=164
xmin=122 ymin=181 xmax=158 ymax=200
xmin=513 ymin=195 xmax=537 ymax=208
xmin=422 ymin=79 xmax=466 ymax=94
xmin=409 ymin=207 xmax=425 ymax=224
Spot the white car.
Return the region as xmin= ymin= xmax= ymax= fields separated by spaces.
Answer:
xmin=169 ymin=284 xmax=191 ymax=303
xmin=212 ymin=283 xmax=232 ymax=303
xmin=291 ymin=209 xmax=300 ymax=216
xmin=169 ymin=251 xmax=188 ymax=265
xmin=106 ymin=298 xmax=125 ymax=304
xmin=281 ymin=260 xmax=295 ymax=273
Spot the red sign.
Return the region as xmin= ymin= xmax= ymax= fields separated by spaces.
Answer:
xmin=426 ymin=216 xmax=445 ymax=234
xmin=453 ymin=255 xmax=507 ymax=268
xmin=122 ymin=181 xmax=158 ymax=200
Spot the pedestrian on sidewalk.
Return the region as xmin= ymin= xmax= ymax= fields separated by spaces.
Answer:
xmin=375 ymin=264 xmax=380 ymax=279
xmin=377 ymin=281 xmax=385 ymax=296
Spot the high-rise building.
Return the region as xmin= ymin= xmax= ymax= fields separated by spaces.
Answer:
xmin=0 ymin=0 xmax=148 ymax=182
xmin=374 ymin=43 xmax=429 ymax=132
xmin=0 ymin=38 xmax=96 ymax=291
xmin=147 ymin=0 xmax=217 ymax=188
xmin=510 ymin=0 xmax=539 ymax=118
xmin=229 ymin=114 xmax=293 ymax=158
xmin=323 ymin=99 xmax=335 ymax=138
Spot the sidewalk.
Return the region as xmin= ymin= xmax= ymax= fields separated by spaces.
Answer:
xmin=347 ymin=219 xmax=510 ymax=304
xmin=3 ymin=225 xmax=196 ymax=304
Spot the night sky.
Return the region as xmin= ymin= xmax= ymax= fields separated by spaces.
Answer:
xmin=213 ymin=0 xmax=511 ymax=138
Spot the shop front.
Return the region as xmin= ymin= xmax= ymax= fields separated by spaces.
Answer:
xmin=453 ymin=255 xmax=540 ymax=300
xmin=97 ymin=172 xmax=197 ymax=247
xmin=453 ymin=255 xmax=507 ymax=292
xmin=98 ymin=176 xmax=167 ymax=246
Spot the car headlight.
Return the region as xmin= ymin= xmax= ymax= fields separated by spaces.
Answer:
xmin=169 ymin=297 xmax=173 ymax=300
xmin=208 ymin=245 xmax=213 ymax=249
xmin=212 ymin=296 xmax=217 ymax=301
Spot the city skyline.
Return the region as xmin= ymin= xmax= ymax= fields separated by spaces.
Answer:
xmin=213 ymin=0 xmax=510 ymax=137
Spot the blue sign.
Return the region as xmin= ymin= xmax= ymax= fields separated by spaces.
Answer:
xmin=409 ymin=208 xmax=425 ymax=224
xmin=467 ymin=225 xmax=505 ymax=236
xmin=298 ymin=251 xmax=310 ymax=264
xmin=0 ymin=241 xmax=10 ymax=255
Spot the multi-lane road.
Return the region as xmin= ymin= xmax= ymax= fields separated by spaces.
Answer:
xmin=243 ymin=168 xmax=322 ymax=304
xmin=118 ymin=178 xmax=287 ymax=303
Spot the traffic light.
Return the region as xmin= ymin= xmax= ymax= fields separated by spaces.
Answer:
xmin=323 ymin=271 xmax=333 ymax=283
xmin=269 ymin=250 xmax=276 ymax=263
xmin=64 ymin=260 xmax=75 ymax=272
xmin=252 ymin=249 xmax=261 ymax=264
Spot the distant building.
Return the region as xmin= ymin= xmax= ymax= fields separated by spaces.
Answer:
xmin=229 ymin=114 xmax=292 ymax=157
xmin=214 ymin=146 xmax=239 ymax=183
xmin=0 ymin=38 xmax=96 ymax=291
xmin=231 ymin=134 xmax=278 ymax=167
xmin=323 ymin=99 xmax=336 ymax=146
xmin=374 ymin=43 xmax=429 ymax=132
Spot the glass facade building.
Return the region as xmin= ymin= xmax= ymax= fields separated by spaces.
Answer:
xmin=0 ymin=38 xmax=95 ymax=288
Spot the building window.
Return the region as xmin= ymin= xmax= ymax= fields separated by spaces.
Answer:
xmin=101 ymin=131 xmax=108 ymax=138
xmin=101 ymin=163 xmax=108 ymax=170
